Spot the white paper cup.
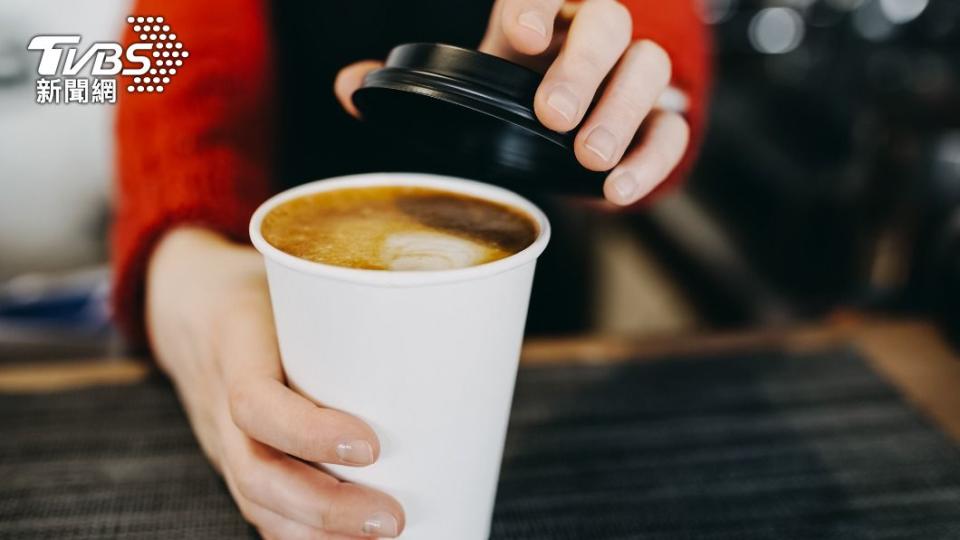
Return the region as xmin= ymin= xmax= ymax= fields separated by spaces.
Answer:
xmin=250 ymin=173 xmax=550 ymax=539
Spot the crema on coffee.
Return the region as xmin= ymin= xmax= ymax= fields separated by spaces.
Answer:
xmin=261 ymin=186 xmax=538 ymax=271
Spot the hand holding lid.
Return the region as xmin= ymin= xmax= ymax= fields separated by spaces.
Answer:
xmin=335 ymin=0 xmax=687 ymax=206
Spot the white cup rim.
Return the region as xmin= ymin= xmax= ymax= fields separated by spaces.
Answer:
xmin=249 ymin=172 xmax=551 ymax=287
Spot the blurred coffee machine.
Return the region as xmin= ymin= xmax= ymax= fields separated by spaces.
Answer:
xmin=653 ymin=0 xmax=960 ymax=340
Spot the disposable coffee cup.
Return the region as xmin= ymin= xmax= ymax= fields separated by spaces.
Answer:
xmin=249 ymin=172 xmax=550 ymax=538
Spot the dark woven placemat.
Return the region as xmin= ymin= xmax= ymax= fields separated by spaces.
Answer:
xmin=2 ymin=348 xmax=960 ymax=539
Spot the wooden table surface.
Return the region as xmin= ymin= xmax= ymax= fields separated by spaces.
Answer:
xmin=3 ymin=315 xmax=959 ymax=444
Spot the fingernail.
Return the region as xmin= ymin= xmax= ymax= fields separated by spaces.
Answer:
xmin=585 ymin=126 xmax=618 ymax=163
xmin=546 ymin=85 xmax=579 ymax=123
xmin=336 ymin=440 xmax=374 ymax=465
xmin=609 ymin=172 xmax=639 ymax=203
xmin=362 ymin=511 xmax=399 ymax=537
xmin=518 ymin=10 xmax=548 ymax=37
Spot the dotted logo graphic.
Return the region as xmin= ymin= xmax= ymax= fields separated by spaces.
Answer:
xmin=124 ymin=16 xmax=188 ymax=94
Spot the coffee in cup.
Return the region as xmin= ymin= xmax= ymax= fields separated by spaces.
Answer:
xmin=260 ymin=186 xmax=538 ymax=271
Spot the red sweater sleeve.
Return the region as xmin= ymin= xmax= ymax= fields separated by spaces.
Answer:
xmin=111 ymin=0 xmax=274 ymax=342
xmin=620 ymin=0 xmax=712 ymax=200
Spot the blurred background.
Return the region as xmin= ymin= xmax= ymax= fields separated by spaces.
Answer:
xmin=0 ymin=0 xmax=126 ymax=359
xmin=1 ymin=0 xmax=959 ymax=356
xmin=643 ymin=0 xmax=960 ymax=338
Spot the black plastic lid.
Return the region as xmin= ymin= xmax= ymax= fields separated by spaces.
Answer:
xmin=352 ymin=43 xmax=601 ymax=195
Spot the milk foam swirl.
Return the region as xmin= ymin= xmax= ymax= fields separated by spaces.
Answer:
xmin=380 ymin=232 xmax=488 ymax=270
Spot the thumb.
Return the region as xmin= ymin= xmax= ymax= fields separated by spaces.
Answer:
xmin=334 ymin=60 xmax=384 ymax=118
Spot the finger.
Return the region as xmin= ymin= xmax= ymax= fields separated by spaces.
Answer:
xmin=238 ymin=494 xmax=365 ymax=540
xmin=229 ymin=376 xmax=380 ymax=466
xmin=217 ymin=304 xmax=380 ymax=466
xmin=334 ymin=60 xmax=384 ymax=118
xmin=483 ymin=0 xmax=566 ymax=57
xmin=227 ymin=436 xmax=404 ymax=538
xmin=249 ymin=503 xmax=363 ymax=540
xmin=574 ymin=39 xmax=672 ymax=171
xmin=223 ymin=465 xmax=316 ymax=539
xmin=255 ymin=509 xmax=373 ymax=540
xmin=534 ymin=0 xmax=633 ymax=132
xmin=603 ymin=110 xmax=690 ymax=206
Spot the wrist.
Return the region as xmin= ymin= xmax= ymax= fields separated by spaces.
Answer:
xmin=145 ymin=227 xmax=233 ymax=372
xmin=151 ymin=226 xmax=232 ymax=268
xmin=145 ymin=225 xmax=267 ymax=372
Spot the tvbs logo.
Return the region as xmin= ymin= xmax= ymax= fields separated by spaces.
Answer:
xmin=29 ymin=35 xmax=153 ymax=77
xmin=28 ymin=15 xmax=188 ymax=104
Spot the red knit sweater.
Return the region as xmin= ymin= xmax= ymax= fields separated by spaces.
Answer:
xmin=113 ymin=0 xmax=711 ymax=341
